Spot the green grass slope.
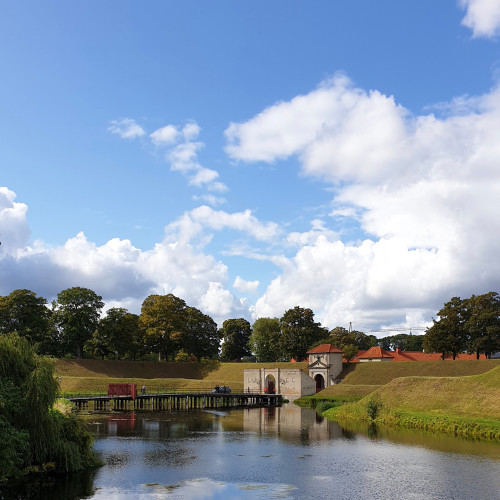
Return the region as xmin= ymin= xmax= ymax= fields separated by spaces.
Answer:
xmin=55 ymin=359 xmax=308 ymax=395
xmin=327 ymin=365 xmax=500 ymax=439
xmin=338 ymin=359 xmax=500 ymax=386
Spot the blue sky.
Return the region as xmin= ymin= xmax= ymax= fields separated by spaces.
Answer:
xmin=2 ymin=1 xmax=500 ymax=332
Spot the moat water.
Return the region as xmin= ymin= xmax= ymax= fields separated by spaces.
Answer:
xmin=2 ymin=405 xmax=500 ymax=499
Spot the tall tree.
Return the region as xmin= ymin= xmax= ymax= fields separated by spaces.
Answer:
xmin=423 ymin=297 xmax=467 ymax=359
xmin=220 ymin=318 xmax=252 ymax=361
xmin=139 ymin=294 xmax=187 ymax=361
xmin=249 ymin=317 xmax=283 ymax=362
xmin=0 ymin=289 xmax=51 ymax=350
xmin=465 ymin=292 xmax=500 ymax=359
xmin=182 ymin=306 xmax=221 ymax=361
xmin=52 ymin=287 xmax=104 ymax=359
xmin=329 ymin=326 xmax=377 ymax=351
xmin=86 ymin=308 xmax=141 ymax=360
xmin=280 ymin=306 xmax=324 ymax=362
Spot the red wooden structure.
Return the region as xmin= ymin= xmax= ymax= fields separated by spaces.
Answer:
xmin=108 ymin=383 xmax=137 ymax=399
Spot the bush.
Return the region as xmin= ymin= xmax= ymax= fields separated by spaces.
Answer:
xmin=366 ymin=397 xmax=383 ymax=420
xmin=315 ymin=400 xmax=341 ymax=414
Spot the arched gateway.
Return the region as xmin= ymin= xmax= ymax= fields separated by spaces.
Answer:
xmin=314 ymin=374 xmax=325 ymax=392
xmin=243 ymin=345 xmax=343 ymax=401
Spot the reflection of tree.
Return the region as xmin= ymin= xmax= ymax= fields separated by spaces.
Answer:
xmin=0 ymin=469 xmax=97 ymax=499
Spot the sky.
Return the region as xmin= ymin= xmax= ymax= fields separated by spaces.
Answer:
xmin=2 ymin=0 xmax=500 ymax=333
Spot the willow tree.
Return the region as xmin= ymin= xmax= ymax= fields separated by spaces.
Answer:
xmin=0 ymin=334 xmax=99 ymax=480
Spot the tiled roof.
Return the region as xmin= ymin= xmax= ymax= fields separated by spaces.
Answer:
xmin=307 ymin=344 xmax=343 ymax=354
xmin=357 ymin=346 xmax=394 ymax=359
xmin=345 ymin=348 xmax=488 ymax=362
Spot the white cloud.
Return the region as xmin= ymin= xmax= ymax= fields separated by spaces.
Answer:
xmin=0 ymin=187 xmax=30 ymax=256
xmin=107 ymin=118 xmax=145 ymax=139
xmin=229 ymin=76 xmax=500 ymax=329
xmin=150 ymin=124 xmax=179 ymax=145
xmin=0 ymin=195 xmax=253 ymax=325
xmin=193 ymin=194 xmax=227 ymax=207
xmin=287 ymin=219 xmax=339 ymax=247
xmin=233 ymin=276 xmax=259 ymax=294
xmin=182 ymin=122 xmax=201 ymax=141
xmin=460 ymin=0 xmax=500 ymax=38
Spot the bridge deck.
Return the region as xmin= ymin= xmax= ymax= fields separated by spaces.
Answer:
xmin=69 ymin=392 xmax=282 ymax=412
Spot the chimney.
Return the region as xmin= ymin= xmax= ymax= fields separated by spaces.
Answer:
xmin=396 ymin=348 xmax=402 ymax=354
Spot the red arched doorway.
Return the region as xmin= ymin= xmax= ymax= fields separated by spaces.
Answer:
xmin=265 ymin=375 xmax=276 ymax=394
xmin=314 ymin=374 xmax=325 ymax=393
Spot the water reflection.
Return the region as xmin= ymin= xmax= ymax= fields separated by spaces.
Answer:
xmin=4 ymin=406 xmax=499 ymax=499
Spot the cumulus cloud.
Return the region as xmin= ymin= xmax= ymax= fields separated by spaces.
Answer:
xmin=229 ymin=76 xmax=500 ymax=329
xmin=150 ymin=124 xmax=179 ymax=145
xmin=460 ymin=0 xmax=500 ymax=38
xmin=107 ymin=118 xmax=145 ymax=139
xmin=165 ymin=206 xmax=279 ymax=244
xmin=0 ymin=187 xmax=30 ymax=255
xmin=233 ymin=276 xmax=259 ymax=294
xmin=0 ymin=189 xmax=280 ymax=325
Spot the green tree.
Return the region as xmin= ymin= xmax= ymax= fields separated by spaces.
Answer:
xmin=423 ymin=297 xmax=467 ymax=359
xmin=0 ymin=289 xmax=51 ymax=351
xmin=0 ymin=334 xmax=99 ymax=480
xmin=329 ymin=326 xmax=376 ymax=352
xmin=220 ymin=318 xmax=252 ymax=361
xmin=52 ymin=287 xmax=104 ymax=359
xmin=280 ymin=306 xmax=324 ymax=362
xmin=182 ymin=306 xmax=221 ymax=361
xmin=139 ymin=294 xmax=187 ymax=361
xmin=249 ymin=317 xmax=283 ymax=362
xmin=465 ymin=292 xmax=500 ymax=359
xmin=86 ymin=308 xmax=141 ymax=360
xmin=342 ymin=344 xmax=359 ymax=363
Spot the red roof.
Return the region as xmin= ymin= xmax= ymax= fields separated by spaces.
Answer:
xmin=346 ymin=347 xmax=488 ymax=363
xmin=358 ymin=346 xmax=394 ymax=359
xmin=307 ymin=344 xmax=343 ymax=354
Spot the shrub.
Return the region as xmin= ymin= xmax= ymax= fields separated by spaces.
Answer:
xmin=315 ymin=400 xmax=341 ymax=414
xmin=366 ymin=397 xmax=383 ymax=420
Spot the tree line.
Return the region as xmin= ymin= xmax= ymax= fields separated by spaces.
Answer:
xmin=0 ymin=287 xmax=498 ymax=362
xmin=423 ymin=292 xmax=500 ymax=359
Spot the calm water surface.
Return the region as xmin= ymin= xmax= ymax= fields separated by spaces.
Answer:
xmin=4 ymin=405 xmax=500 ymax=499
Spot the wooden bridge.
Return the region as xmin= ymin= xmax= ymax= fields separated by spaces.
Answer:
xmin=69 ymin=391 xmax=282 ymax=412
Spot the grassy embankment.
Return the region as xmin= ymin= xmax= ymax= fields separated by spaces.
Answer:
xmin=55 ymin=359 xmax=308 ymax=396
xmin=295 ymin=359 xmax=500 ymax=406
xmin=324 ymin=363 xmax=500 ymax=440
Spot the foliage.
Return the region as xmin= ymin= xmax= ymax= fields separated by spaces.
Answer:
xmin=220 ymin=318 xmax=252 ymax=361
xmin=315 ymin=400 xmax=341 ymax=414
xmin=424 ymin=296 xmax=467 ymax=359
xmin=52 ymin=287 xmax=104 ymax=359
xmin=342 ymin=344 xmax=359 ymax=363
xmin=139 ymin=294 xmax=188 ymax=361
xmin=248 ymin=317 xmax=283 ymax=362
xmin=0 ymin=289 xmax=51 ymax=352
xmin=424 ymin=292 xmax=500 ymax=359
xmin=329 ymin=327 xmax=377 ymax=350
xmin=0 ymin=334 xmax=99 ymax=480
xmin=464 ymin=292 xmax=500 ymax=358
xmin=280 ymin=306 xmax=324 ymax=361
xmin=378 ymin=333 xmax=424 ymax=351
xmin=366 ymin=396 xmax=383 ymax=420
xmin=182 ymin=306 xmax=221 ymax=361
xmin=86 ymin=308 xmax=142 ymax=360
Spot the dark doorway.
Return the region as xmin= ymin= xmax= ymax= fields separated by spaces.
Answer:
xmin=314 ymin=374 xmax=325 ymax=393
